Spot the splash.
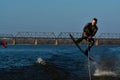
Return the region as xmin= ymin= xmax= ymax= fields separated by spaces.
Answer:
xmin=92 ymin=61 xmax=118 ymax=77
xmin=92 ymin=50 xmax=120 ymax=77
xmin=93 ymin=69 xmax=117 ymax=76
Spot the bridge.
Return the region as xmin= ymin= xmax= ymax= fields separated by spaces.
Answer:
xmin=0 ymin=32 xmax=120 ymax=45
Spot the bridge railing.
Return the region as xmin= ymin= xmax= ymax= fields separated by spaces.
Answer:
xmin=57 ymin=32 xmax=82 ymax=39
xmin=0 ymin=34 xmax=14 ymax=38
xmin=15 ymin=32 xmax=56 ymax=39
xmin=0 ymin=32 xmax=120 ymax=39
xmin=98 ymin=33 xmax=120 ymax=39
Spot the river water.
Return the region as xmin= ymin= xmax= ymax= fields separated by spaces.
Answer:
xmin=0 ymin=45 xmax=120 ymax=80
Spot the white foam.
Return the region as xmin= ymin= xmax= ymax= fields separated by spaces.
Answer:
xmin=94 ymin=69 xmax=117 ymax=76
xmin=36 ymin=58 xmax=46 ymax=65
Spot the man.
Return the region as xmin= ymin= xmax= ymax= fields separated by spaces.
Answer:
xmin=76 ymin=18 xmax=98 ymax=54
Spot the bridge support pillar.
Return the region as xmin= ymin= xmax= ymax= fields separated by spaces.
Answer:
xmin=35 ymin=39 xmax=38 ymax=45
xmin=95 ymin=39 xmax=99 ymax=46
xmin=12 ymin=39 xmax=16 ymax=45
xmin=55 ymin=39 xmax=58 ymax=45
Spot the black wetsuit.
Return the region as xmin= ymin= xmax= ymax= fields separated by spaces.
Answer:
xmin=77 ymin=23 xmax=98 ymax=52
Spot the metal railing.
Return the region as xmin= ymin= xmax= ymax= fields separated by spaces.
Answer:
xmin=0 ymin=32 xmax=120 ymax=39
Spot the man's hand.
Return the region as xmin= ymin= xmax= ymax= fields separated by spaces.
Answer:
xmin=83 ymin=32 xmax=87 ymax=36
xmin=88 ymin=35 xmax=92 ymax=39
xmin=88 ymin=35 xmax=92 ymax=42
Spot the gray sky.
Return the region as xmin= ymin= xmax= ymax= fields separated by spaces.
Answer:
xmin=0 ymin=0 xmax=120 ymax=35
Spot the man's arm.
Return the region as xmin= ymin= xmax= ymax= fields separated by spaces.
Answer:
xmin=83 ymin=23 xmax=91 ymax=36
xmin=83 ymin=23 xmax=89 ymax=33
xmin=92 ymin=26 xmax=98 ymax=37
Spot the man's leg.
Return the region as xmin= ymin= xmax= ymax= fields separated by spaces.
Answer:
xmin=85 ymin=38 xmax=94 ymax=55
xmin=76 ymin=37 xmax=82 ymax=43
xmin=76 ymin=36 xmax=87 ymax=43
xmin=88 ymin=38 xmax=95 ymax=50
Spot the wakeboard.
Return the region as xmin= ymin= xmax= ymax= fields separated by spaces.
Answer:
xmin=69 ymin=34 xmax=94 ymax=61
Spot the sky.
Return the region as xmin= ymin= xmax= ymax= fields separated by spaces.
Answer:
xmin=0 ymin=0 xmax=120 ymax=35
